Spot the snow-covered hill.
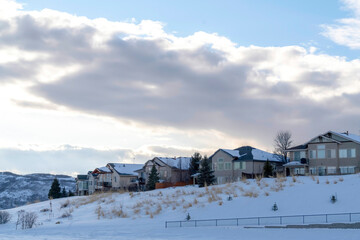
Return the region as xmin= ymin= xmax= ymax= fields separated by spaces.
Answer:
xmin=1 ymin=174 xmax=360 ymax=240
xmin=0 ymin=172 xmax=75 ymax=210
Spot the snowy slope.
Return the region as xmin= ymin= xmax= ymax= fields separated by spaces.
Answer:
xmin=0 ymin=172 xmax=75 ymax=210
xmin=1 ymin=174 xmax=360 ymax=240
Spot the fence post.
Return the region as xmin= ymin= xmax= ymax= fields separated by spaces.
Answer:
xmin=350 ymin=213 xmax=352 ymax=222
xmin=216 ymin=219 xmax=218 ymax=226
xmin=165 ymin=221 xmax=167 ymax=228
xmin=180 ymin=221 xmax=182 ymax=227
xmin=303 ymin=215 xmax=305 ymax=224
xmin=280 ymin=216 xmax=282 ymax=225
xmin=326 ymin=214 xmax=328 ymax=223
xmin=237 ymin=218 xmax=239 ymax=226
xmin=195 ymin=220 xmax=197 ymax=227
xmin=258 ymin=217 xmax=260 ymax=225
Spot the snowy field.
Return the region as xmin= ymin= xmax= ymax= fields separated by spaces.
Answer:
xmin=1 ymin=174 xmax=360 ymax=239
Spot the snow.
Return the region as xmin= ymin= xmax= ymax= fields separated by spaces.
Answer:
xmin=1 ymin=174 xmax=360 ymax=239
xmin=283 ymin=162 xmax=305 ymax=166
xmin=96 ymin=167 xmax=111 ymax=173
xmin=251 ymin=148 xmax=282 ymax=162
xmin=222 ymin=149 xmax=242 ymax=157
xmin=111 ymin=163 xmax=143 ymax=175
xmin=335 ymin=131 xmax=360 ymax=144
xmin=158 ymin=157 xmax=191 ymax=170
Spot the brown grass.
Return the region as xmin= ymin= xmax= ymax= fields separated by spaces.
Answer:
xmin=326 ymin=179 xmax=330 ymax=184
xmin=339 ymin=177 xmax=344 ymax=182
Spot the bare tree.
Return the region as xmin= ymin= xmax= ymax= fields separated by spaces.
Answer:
xmin=274 ymin=130 xmax=293 ymax=162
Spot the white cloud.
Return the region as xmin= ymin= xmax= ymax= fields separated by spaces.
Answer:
xmin=322 ymin=0 xmax=360 ymax=49
xmin=1 ymin=0 xmax=360 ymax=174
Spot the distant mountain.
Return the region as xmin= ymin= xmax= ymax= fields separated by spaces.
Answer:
xmin=0 ymin=172 xmax=75 ymax=210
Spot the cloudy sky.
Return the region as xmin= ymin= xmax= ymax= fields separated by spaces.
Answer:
xmin=1 ymin=0 xmax=360 ymax=176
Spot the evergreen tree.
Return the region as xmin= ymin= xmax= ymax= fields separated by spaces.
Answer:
xmin=61 ymin=187 xmax=68 ymax=198
xmin=198 ymin=156 xmax=216 ymax=187
xmin=48 ymin=178 xmax=61 ymax=199
xmin=146 ymin=164 xmax=160 ymax=191
xmin=68 ymin=190 xmax=75 ymax=197
xmin=263 ymin=160 xmax=273 ymax=177
xmin=189 ymin=152 xmax=201 ymax=176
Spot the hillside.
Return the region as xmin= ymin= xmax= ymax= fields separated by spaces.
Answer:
xmin=0 ymin=172 xmax=75 ymax=210
xmin=1 ymin=174 xmax=360 ymax=240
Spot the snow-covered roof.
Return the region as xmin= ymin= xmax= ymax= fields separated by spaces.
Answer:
xmin=334 ymin=131 xmax=360 ymax=144
xmin=157 ymin=157 xmax=191 ymax=170
xmin=283 ymin=162 xmax=305 ymax=167
xmin=222 ymin=149 xmax=241 ymax=158
xmin=96 ymin=166 xmax=111 ymax=173
xmin=109 ymin=163 xmax=143 ymax=176
xmin=251 ymin=148 xmax=282 ymax=162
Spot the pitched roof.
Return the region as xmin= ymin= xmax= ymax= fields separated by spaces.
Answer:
xmin=156 ymin=157 xmax=191 ymax=170
xmin=213 ymin=146 xmax=282 ymax=162
xmin=76 ymin=175 xmax=88 ymax=180
xmin=95 ymin=166 xmax=111 ymax=173
xmin=108 ymin=163 xmax=143 ymax=176
xmin=333 ymin=131 xmax=360 ymax=144
xmin=286 ymin=144 xmax=308 ymax=151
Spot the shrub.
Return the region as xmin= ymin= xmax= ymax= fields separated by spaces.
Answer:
xmin=339 ymin=177 xmax=344 ymax=182
xmin=16 ymin=210 xmax=38 ymax=229
xmin=0 ymin=211 xmax=11 ymax=224
xmin=60 ymin=200 xmax=70 ymax=209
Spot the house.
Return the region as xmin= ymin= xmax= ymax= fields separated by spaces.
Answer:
xmin=285 ymin=131 xmax=360 ymax=176
xmin=209 ymin=146 xmax=283 ymax=184
xmin=75 ymin=175 xmax=89 ymax=196
xmin=106 ymin=163 xmax=143 ymax=191
xmin=92 ymin=166 xmax=112 ymax=192
xmin=135 ymin=157 xmax=191 ymax=187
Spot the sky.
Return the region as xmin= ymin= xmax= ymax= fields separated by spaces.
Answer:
xmin=1 ymin=0 xmax=360 ymax=176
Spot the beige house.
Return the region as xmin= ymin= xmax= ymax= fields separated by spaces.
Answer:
xmin=285 ymin=131 xmax=360 ymax=176
xmin=106 ymin=163 xmax=143 ymax=191
xmin=92 ymin=166 xmax=112 ymax=192
xmin=210 ymin=146 xmax=283 ymax=184
xmin=136 ymin=157 xmax=191 ymax=185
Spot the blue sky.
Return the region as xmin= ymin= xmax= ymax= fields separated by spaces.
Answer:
xmin=1 ymin=0 xmax=360 ymax=175
xmin=22 ymin=0 xmax=358 ymax=59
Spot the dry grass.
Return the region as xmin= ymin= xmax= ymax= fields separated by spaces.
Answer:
xmin=326 ymin=179 xmax=330 ymax=184
xmin=264 ymin=192 xmax=269 ymax=196
xmin=218 ymin=201 xmax=223 ymax=206
xmin=95 ymin=205 xmax=104 ymax=219
xmin=316 ymin=178 xmax=320 ymax=184
xmin=310 ymin=175 xmax=316 ymax=181
xmin=242 ymin=189 xmax=259 ymax=198
xmin=339 ymin=177 xmax=344 ymax=182
xmin=333 ymin=180 xmax=338 ymax=184
xmin=292 ymin=175 xmax=297 ymax=183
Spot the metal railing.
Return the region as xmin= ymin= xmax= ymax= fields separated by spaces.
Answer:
xmin=165 ymin=212 xmax=360 ymax=228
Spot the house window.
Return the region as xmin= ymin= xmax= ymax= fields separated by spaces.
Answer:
xmin=339 ymin=149 xmax=347 ymax=158
xmin=234 ymin=162 xmax=240 ymax=170
xmin=240 ymin=162 xmax=246 ymax=170
xmin=300 ymin=151 xmax=306 ymax=159
xmin=350 ymin=149 xmax=356 ymax=158
xmin=327 ymin=167 xmax=336 ymax=174
xmin=218 ymin=159 xmax=224 ymax=170
xmin=309 ymin=150 xmax=316 ymax=159
xmin=294 ymin=152 xmax=300 ymax=162
xmin=318 ymin=167 xmax=326 ymax=176
xmin=164 ymin=171 xmax=168 ymax=178
xmin=340 ymin=166 xmax=355 ymax=174
xmin=317 ymin=145 xmax=325 ymax=159
xmin=114 ymin=177 xmax=117 ymax=182
xmin=225 ymin=162 xmax=231 ymax=170
xmin=327 ymin=149 xmax=336 ymax=159
xmin=294 ymin=168 xmax=305 ymax=175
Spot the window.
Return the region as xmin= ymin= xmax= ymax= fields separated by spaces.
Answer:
xmin=340 ymin=166 xmax=355 ymax=174
xmin=300 ymin=151 xmax=306 ymax=159
xmin=327 ymin=167 xmax=336 ymax=174
xmin=234 ymin=162 xmax=240 ymax=170
xmin=225 ymin=162 xmax=231 ymax=170
xmin=310 ymin=150 xmax=316 ymax=159
xmin=351 ymin=149 xmax=356 ymax=158
xmin=114 ymin=177 xmax=117 ymax=182
xmin=218 ymin=163 xmax=224 ymax=170
xmin=218 ymin=158 xmax=224 ymax=162
xmin=294 ymin=152 xmax=300 ymax=162
xmin=318 ymin=167 xmax=326 ymax=176
xmin=294 ymin=168 xmax=305 ymax=175
xmin=339 ymin=149 xmax=347 ymax=158
xmin=327 ymin=149 xmax=336 ymax=158
xmin=241 ymin=162 xmax=246 ymax=170
xmin=309 ymin=167 xmax=317 ymax=175
xmin=317 ymin=145 xmax=325 ymax=159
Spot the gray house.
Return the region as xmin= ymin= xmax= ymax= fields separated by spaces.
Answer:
xmin=209 ymin=146 xmax=283 ymax=184
xmin=285 ymin=131 xmax=360 ymax=176
xmin=136 ymin=157 xmax=191 ymax=186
